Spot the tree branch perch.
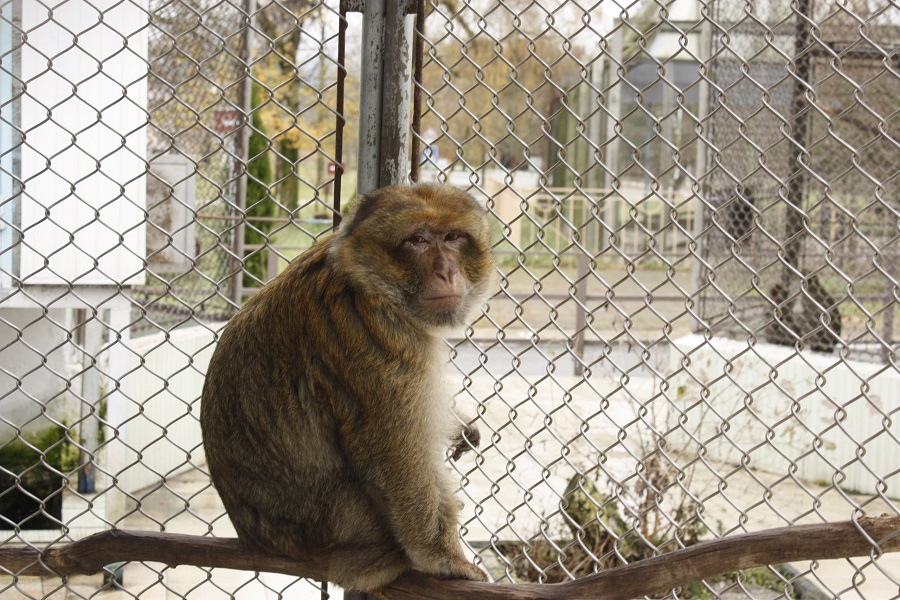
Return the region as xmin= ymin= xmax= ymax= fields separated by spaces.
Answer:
xmin=0 ymin=516 xmax=897 ymax=600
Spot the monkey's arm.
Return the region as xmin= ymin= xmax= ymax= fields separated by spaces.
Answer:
xmin=349 ymin=425 xmax=487 ymax=582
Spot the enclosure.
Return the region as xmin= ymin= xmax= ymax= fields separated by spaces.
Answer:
xmin=0 ymin=0 xmax=898 ymax=598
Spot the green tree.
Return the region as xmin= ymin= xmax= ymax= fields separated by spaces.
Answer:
xmin=253 ymin=5 xmax=358 ymax=212
xmin=243 ymin=83 xmax=276 ymax=287
xmin=420 ymin=8 xmax=582 ymax=175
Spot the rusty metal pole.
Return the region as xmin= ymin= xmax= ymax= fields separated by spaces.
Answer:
xmin=356 ymin=0 xmax=414 ymax=195
xmin=379 ymin=0 xmax=414 ymax=187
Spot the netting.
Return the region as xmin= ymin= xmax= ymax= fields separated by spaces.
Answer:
xmin=0 ymin=0 xmax=897 ymax=598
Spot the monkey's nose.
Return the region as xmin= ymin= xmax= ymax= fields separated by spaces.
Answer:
xmin=433 ymin=255 xmax=460 ymax=284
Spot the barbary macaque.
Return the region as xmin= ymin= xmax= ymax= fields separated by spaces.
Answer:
xmin=201 ymin=184 xmax=495 ymax=592
xmin=766 ymin=275 xmax=842 ymax=353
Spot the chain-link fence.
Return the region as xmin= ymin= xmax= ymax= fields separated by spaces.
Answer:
xmin=0 ymin=0 xmax=897 ymax=598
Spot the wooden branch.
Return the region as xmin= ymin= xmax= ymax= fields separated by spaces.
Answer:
xmin=0 ymin=516 xmax=897 ymax=600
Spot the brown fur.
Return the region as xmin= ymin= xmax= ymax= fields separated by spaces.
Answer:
xmin=200 ymin=184 xmax=494 ymax=592
xmin=766 ymin=276 xmax=842 ymax=352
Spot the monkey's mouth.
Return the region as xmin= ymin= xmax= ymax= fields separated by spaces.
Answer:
xmin=420 ymin=294 xmax=464 ymax=311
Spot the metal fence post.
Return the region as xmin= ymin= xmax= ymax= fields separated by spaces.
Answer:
xmin=690 ymin=10 xmax=713 ymax=333
xmin=356 ymin=0 xmax=414 ymax=194
xmin=77 ymin=314 xmax=104 ymax=494
xmin=231 ymin=0 xmax=255 ymax=307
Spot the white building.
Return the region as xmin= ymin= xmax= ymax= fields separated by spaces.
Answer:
xmin=1 ymin=0 xmax=149 ymax=530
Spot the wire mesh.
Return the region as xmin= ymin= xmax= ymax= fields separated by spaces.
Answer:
xmin=0 ymin=0 xmax=897 ymax=599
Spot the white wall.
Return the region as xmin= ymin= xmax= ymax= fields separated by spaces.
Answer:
xmin=667 ymin=335 xmax=900 ymax=497
xmin=0 ymin=309 xmax=79 ymax=443
xmin=108 ymin=325 xmax=219 ymax=496
xmin=17 ymin=0 xmax=148 ymax=286
xmin=0 ymin=2 xmax=12 ymax=287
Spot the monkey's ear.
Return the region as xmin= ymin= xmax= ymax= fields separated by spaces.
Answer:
xmin=338 ymin=187 xmax=393 ymax=239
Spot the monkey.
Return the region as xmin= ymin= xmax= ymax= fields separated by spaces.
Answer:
xmin=765 ymin=276 xmax=842 ymax=352
xmin=802 ymin=275 xmax=843 ymax=353
xmin=200 ymin=184 xmax=495 ymax=593
xmin=765 ymin=282 xmax=797 ymax=348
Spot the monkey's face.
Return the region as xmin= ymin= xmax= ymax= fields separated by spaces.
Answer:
xmin=331 ymin=184 xmax=495 ymax=329
xmin=398 ymin=227 xmax=476 ymax=326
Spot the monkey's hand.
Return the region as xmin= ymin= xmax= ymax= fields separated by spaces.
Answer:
xmin=450 ymin=423 xmax=480 ymax=461
xmin=408 ymin=520 xmax=490 ymax=584
xmin=438 ymin=557 xmax=490 ymax=583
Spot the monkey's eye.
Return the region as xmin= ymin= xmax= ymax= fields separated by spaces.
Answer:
xmin=444 ymin=232 xmax=466 ymax=242
xmin=406 ymin=233 xmax=429 ymax=246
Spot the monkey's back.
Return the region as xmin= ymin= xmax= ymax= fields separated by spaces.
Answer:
xmin=200 ymin=236 xmax=434 ymax=555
